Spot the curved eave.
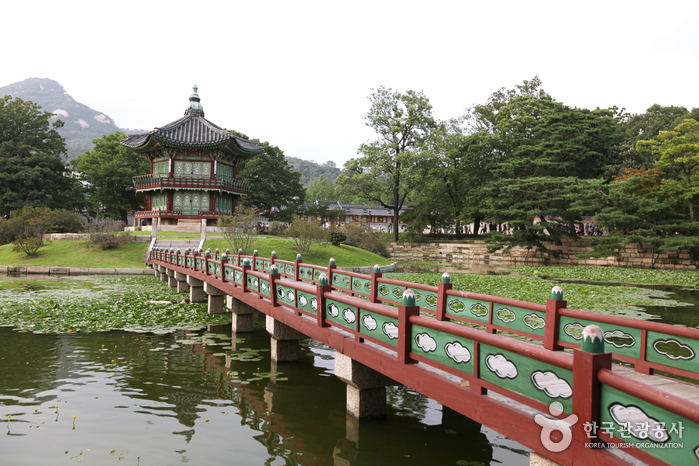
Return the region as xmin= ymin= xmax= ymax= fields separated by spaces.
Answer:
xmin=135 ymin=186 xmax=248 ymax=195
xmin=121 ymin=134 xmax=262 ymax=157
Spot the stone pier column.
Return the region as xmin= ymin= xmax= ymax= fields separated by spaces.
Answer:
xmin=203 ymin=282 xmax=225 ymax=314
xmin=166 ymin=268 xmax=177 ymax=288
xmin=266 ymin=316 xmax=305 ymax=362
xmin=335 ymin=352 xmax=397 ymax=419
xmin=174 ymin=271 xmax=189 ymax=294
xmin=158 ymin=265 xmax=168 ymax=282
xmin=186 ymin=276 xmax=204 ymax=303
xmin=227 ymin=295 xmax=255 ymax=333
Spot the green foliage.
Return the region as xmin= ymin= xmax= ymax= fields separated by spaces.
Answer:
xmin=287 ymin=156 xmax=341 ymax=186
xmin=286 ymin=215 xmax=328 ymax=253
xmin=329 ymin=231 xmax=346 ymax=246
xmin=336 ymin=86 xmax=440 ymax=241
xmin=339 ymin=222 xmax=388 ymax=257
xmin=304 ymin=174 xmax=336 ymax=202
xmin=0 ymin=95 xmax=76 ymax=213
xmin=216 ymin=205 xmax=259 ymax=254
xmin=509 ymin=266 xmax=699 ymax=289
xmin=231 ymin=131 xmax=305 ymax=221
xmin=0 ymin=206 xmax=82 ymax=255
xmin=71 ymin=131 xmax=149 ymax=221
xmin=86 ymin=218 xmax=128 ymax=250
xmin=0 ymin=239 xmax=149 ymax=268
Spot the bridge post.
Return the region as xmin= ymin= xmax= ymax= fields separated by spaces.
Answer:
xmin=435 ymin=273 xmax=452 ymax=321
xmin=166 ymin=268 xmax=177 ymax=288
xmin=294 ymin=254 xmax=302 ymax=281
xmin=269 ymin=265 xmax=280 ymax=307
xmin=316 ymin=274 xmax=331 ymax=327
xmin=174 ymin=271 xmax=189 ymax=293
xmin=572 ymin=325 xmax=611 ymax=449
xmin=370 ymin=265 xmax=382 ymax=303
xmin=334 ymin=352 xmax=397 ymax=419
xmin=226 ymin=295 xmax=255 ymax=332
xmin=203 ymin=282 xmax=226 ymax=314
xmin=266 ymin=316 xmax=304 ymax=362
xmin=544 ymin=286 xmax=565 ymax=351
xmin=186 ymin=276 xmax=204 ymax=303
xmin=398 ymin=290 xmax=419 ymax=364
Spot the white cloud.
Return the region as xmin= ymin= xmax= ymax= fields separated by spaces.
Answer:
xmin=286 ymin=290 xmax=295 ymax=302
xmin=485 ymin=354 xmax=518 ymax=379
xmin=362 ymin=315 xmax=377 ymax=331
xmin=415 ymin=332 xmax=436 ymax=352
xmin=445 ymin=342 xmax=471 ymax=364
xmin=343 ymin=308 xmax=356 ymax=324
xmin=298 ymin=295 xmax=308 ymax=307
xmin=327 ymin=303 xmax=339 ymax=318
xmin=609 ymin=403 xmax=669 ymax=443
xmin=383 ymin=322 xmax=399 ymax=340
xmin=530 ymin=371 xmax=572 ymax=399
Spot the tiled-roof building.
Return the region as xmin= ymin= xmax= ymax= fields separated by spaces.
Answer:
xmin=121 ymin=86 xmax=262 ymax=231
xmin=300 ymin=200 xmax=408 ymax=232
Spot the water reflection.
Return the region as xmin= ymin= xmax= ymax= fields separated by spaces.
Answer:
xmin=0 ymin=323 xmax=523 ymax=465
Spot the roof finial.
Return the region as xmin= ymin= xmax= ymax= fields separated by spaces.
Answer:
xmin=185 ymin=84 xmax=204 ymax=117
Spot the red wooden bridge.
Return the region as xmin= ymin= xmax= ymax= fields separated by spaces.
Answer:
xmin=149 ymin=247 xmax=699 ymax=466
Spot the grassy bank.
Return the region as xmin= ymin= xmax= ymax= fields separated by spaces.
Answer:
xmin=0 ymin=237 xmax=391 ymax=269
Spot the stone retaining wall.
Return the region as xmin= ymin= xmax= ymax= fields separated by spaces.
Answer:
xmin=387 ymin=240 xmax=697 ymax=270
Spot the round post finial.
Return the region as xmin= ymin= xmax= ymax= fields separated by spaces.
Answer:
xmin=373 ymin=264 xmax=381 ymax=273
xmin=551 ymin=286 xmax=564 ymax=300
xmin=296 ymin=254 xmax=302 ymax=261
xmin=402 ymin=289 xmax=416 ymax=306
xmin=205 ymin=251 xmax=211 ymax=257
xmin=271 ymin=251 xmax=277 ymax=257
xmin=270 ymin=264 xmax=279 ymax=274
xmin=329 ymin=257 xmax=335 ymax=265
xmin=318 ymin=273 xmax=329 ymax=286
xmin=441 ymin=272 xmax=451 ymax=284
xmin=238 ymin=248 xmax=243 ymax=254
xmin=582 ymin=325 xmax=605 ymax=353
xmin=254 ymin=249 xmax=258 ymax=255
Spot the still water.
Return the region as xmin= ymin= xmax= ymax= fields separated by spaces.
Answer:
xmin=0 ymin=276 xmax=529 ymax=466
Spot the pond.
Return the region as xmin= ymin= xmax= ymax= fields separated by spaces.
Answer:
xmin=0 ymin=274 xmax=529 ymax=465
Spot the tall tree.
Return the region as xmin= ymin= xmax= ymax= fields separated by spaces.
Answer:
xmin=336 ymin=86 xmax=440 ymax=241
xmin=71 ymin=131 xmax=149 ymax=221
xmin=0 ymin=95 xmax=75 ymax=214
xmin=232 ymin=132 xmax=305 ymax=222
xmin=305 ymin=174 xmax=336 ymax=202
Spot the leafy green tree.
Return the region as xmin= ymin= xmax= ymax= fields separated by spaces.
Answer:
xmin=305 ymin=174 xmax=336 ymax=202
xmin=231 ymin=132 xmax=305 ymax=222
xmin=336 ymin=86 xmax=440 ymax=241
xmin=0 ymin=95 xmax=75 ymax=213
xmin=286 ymin=215 xmax=328 ymax=253
xmin=637 ymin=119 xmax=699 ymax=221
xmin=286 ymin=157 xmax=341 ymax=185
xmin=216 ymin=205 xmax=259 ymax=254
xmin=71 ymin=132 xmax=149 ymax=221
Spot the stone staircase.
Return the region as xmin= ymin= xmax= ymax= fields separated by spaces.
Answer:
xmin=176 ymin=219 xmax=202 ymax=233
xmin=145 ymin=238 xmax=201 ymax=263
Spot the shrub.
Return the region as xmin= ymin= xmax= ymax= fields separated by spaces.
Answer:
xmin=339 ymin=223 xmax=388 ymax=257
xmin=330 ymin=231 xmax=346 ymax=246
xmin=287 ymin=215 xmax=328 ymax=253
xmin=216 ymin=206 xmax=259 ymax=254
xmin=87 ymin=218 xmax=127 ymax=250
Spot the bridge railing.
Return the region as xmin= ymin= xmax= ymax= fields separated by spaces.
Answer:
xmin=153 ymin=249 xmax=699 ymax=383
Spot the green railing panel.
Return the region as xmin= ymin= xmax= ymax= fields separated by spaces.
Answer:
xmin=259 ymin=279 xmax=270 ymax=297
xmin=325 ymin=299 xmax=355 ymax=330
xmin=263 ymin=261 xmax=271 ymax=271
xmin=646 ymin=331 xmax=699 ymax=373
xmin=276 ymin=285 xmax=296 ymax=306
xmin=230 ymin=256 xmax=239 ymax=266
xmin=196 ymin=259 xmax=204 ymax=271
xmin=246 ymin=275 xmax=261 ymax=293
xmin=357 ymin=309 xmax=398 ymax=346
xmin=215 ymin=264 xmax=221 ymax=277
xmin=313 ymin=269 xmax=323 ymax=281
xmin=284 ymin=264 xmax=294 ymax=276
xmin=599 ymin=384 xmax=696 ymax=465
xmin=299 ymin=266 xmax=314 ymax=280
xmin=186 ymin=257 xmax=194 ymax=268
xmin=179 ymin=256 xmax=185 ymax=266
xmin=413 ymin=290 xmax=438 ymax=310
xmin=558 ymin=316 xmax=642 ymax=359
xmin=224 ymin=267 xmax=234 ymax=281
xmin=234 ymin=270 xmax=243 ymax=285
xmin=332 ymin=272 xmax=352 ymax=290
xmin=351 ymin=277 xmax=372 ymax=294
xmin=296 ymin=291 xmax=317 ymax=314
xmin=492 ymin=304 xmax=546 ymax=337
xmin=411 ymin=323 xmax=474 ymax=375
xmin=479 ymin=343 xmax=573 ymax=412
xmin=445 ymin=296 xmax=490 ymax=323
xmin=255 ymin=259 xmax=264 ymax=269
xmin=377 ymin=283 xmax=405 ymax=302
xmin=208 ymin=262 xmax=215 ymax=274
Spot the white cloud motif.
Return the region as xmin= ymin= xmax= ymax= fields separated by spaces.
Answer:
xmin=299 ymin=295 xmax=308 ymax=307
xmin=530 ymin=371 xmax=572 ymax=399
xmin=484 ymin=354 xmax=518 ymax=379
xmin=415 ymin=332 xmax=437 ymax=352
xmin=343 ymin=308 xmax=356 ymax=324
xmin=311 ymin=297 xmax=317 ymax=311
xmin=444 ymin=342 xmax=471 ymax=363
xmin=328 ymin=303 xmax=339 ymax=318
xmin=287 ymin=290 xmax=295 ymax=302
xmin=609 ymin=403 xmax=669 ymax=442
xmin=362 ymin=315 xmax=377 ymax=331
xmin=383 ymin=322 xmax=399 ymax=340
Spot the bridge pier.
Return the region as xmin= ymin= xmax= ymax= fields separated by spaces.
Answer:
xmin=266 ymin=316 xmax=304 ymax=362
xmin=203 ymin=282 xmax=226 ymax=314
xmin=165 ymin=268 xmax=177 ymax=288
xmin=334 ymin=352 xmax=397 ymax=419
xmin=158 ymin=265 xmax=167 ymax=282
xmin=226 ymin=296 xmax=255 ymax=333
xmin=174 ymin=272 xmax=189 ymax=294
xmin=186 ymin=276 xmax=204 ymax=303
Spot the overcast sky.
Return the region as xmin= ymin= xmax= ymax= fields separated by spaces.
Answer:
xmin=3 ymin=0 xmax=699 ymax=167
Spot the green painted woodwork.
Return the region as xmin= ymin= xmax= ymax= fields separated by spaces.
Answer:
xmin=377 ymin=282 xmax=405 ymax=303
xmin=445 ymin=296 xmax=490 ymax=323
xmin=173 ymin=190 xmax=210 ymax=216
xmin=214 ymin=194 xmax=233 ymax=213
xmin=600 ymin=385 xmax=698 ymax=465
xmin=217 ymin=163 xmax=234 ymax=180
xmin=284 ymin=264 xmax=295 ymax=276
xmin=646 ymin=331 xmax=699 ymax=373
xmin=299 ymin=266 xmax=315 ymax=281
xmin=262 ymin=261 xmax=271 ymax=271
xmin=411 ymin=323 xmax=474 ymax=374
xmin=414 ymin=290 xmax=438 ymax=309
xmin=234 ymin=270 xmax=243 ymax=285
xmin=276 ymin=285 xmax=296 ymax=307
xmin=174 ymin=161 xmax=211 ymax=178
xmin=151 ymin=192 xmax=168 ymax=210
xmin=246 ymin=275 xmax=260 ymax=293
xmin=224 ymin=267 xmax=234 ymax=281
xmin=153 ymin=161 xmax=168 ymax=177
xmin=349 ymin=277 xmax=371 ymax=294
xmin=259 ymin=279 xmax=270 ymax=297
xmin=558 ymin=316 xmax=641 ymax=360
xmin=196 ymin=259 xmax=204 ymax=270
xmin=296 ymin=291 xmax=317 ymax=314
xmin=207 ymin=261 xmax=215 ymax=274
xmin=358 ymin=309 xmax=398 ymax=346
xmin=255 ymin=259 xmax=264 ymax=269
xmin=332 ymin=272 xmax=352 ymax=290
xmin=479 ymin=343 xmax=573 ymax=412
xmin=325 ymin=299 xmax=355 ymax=330
xmin=492 ymin=304 xmax=546 ymax=337
xmin=215 ymin=263 xmax=221 ymax=277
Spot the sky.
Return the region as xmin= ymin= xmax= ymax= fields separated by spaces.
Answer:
xmin=2 ymin=0 xmax=699 ymax=167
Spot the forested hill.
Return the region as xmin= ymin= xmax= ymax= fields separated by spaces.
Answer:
xmin=287 ymin=156 xmax=341 ymax=186
xmin=0 ymin=78 xmax=146 ymax=161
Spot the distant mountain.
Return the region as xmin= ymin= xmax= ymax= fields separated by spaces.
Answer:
xmin=0 ymin=78 xmax=146 ymax=161
xmin=287 ymin=156 xmax=341 ymax=186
